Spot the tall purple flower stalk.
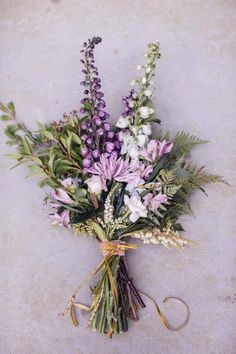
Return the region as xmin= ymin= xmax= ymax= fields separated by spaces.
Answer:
xmin=121 ymin=89 xmax=138 ymax=119
xmin=79 ymin=36 xmax=120 ymax=168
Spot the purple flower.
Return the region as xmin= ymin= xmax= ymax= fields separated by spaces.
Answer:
xmin=92 ymin=149 xmax=100 ymax=158
xmin=143 ymin=192 xmax=168 ymax=212
xmin=48 ymin=210 xmax=70 ymax=228
xmin=51 ymin=189 xmax=74 ymax=205
xmin=140 ymin=139 xmax=173 ymax=162
xmin=81 ymin=147 xmax=89 ymax=156
xmin=83 ymin=158 xmax=92 ymax=168
xmin=104 ymin=122 xmax=111 ymax=131
xmin=86 ymin=154 xmax=139 ymax=183
xmin=60 ymin=177 xmax=74 ymax=188
xmin=105 ymin=142 xmax=115 ymax=153
xmin=158 ymin=140 xmax=173 ymax=156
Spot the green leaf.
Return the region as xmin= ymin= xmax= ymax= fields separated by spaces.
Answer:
xmin=172 ymin=131 xmax=208 ymax=157
xmin=22 ymin=136 xmax=33 ymax=155
xmin=5 ymin=153 xmax=22 ymax=160
xmin=7 ymin=101 xmax=15 ymax=115
xmin=41 ymin=130 xmax=56 ymax=141
xmin=0 ymin=102 xmax=8 ymax=112
xmin=27 ymin=165 xmax=46 ymax=177
xmin=9 ymin=159 xmax=26 ymax=170
xmin=0 ymin=114 xmax=11 ymax=121
xmin=70 ymin=132 xmax=82 ymax=145
xmin=48 ymin=154 xmax=55 ymax=174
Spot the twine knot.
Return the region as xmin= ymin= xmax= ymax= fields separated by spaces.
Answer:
xmin=99 ymin=241 xmax=138 ymax=257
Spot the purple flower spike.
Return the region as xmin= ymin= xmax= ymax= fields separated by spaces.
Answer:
xmin=87 ymin=138 xmax=93 ymax=145
xmin=81 ymin=122 xmax=88 ymax=130
xmin=94 ymin=117 xmax=102 ymax=126
xmin=97 ymin=128 xmax=104 ymax=136
xmin=108 ymin=131 xmax=114 ymax=139
xmin=83 ymin=158 xmax=92 ymax=168
xmin=105 ymin=142 xmax=115 ymax=153
xmin=98 ymin=110 xmax=106 ymax=118
xmin=92 ymin=149 xmax=100 ymax=158
xmin=81 ymin=147 xmax=89 ymax=156
xmin=81 ymin=134 xmax=87 ymax=141
xmin=104 ymin=122 xmax=111 ymax=131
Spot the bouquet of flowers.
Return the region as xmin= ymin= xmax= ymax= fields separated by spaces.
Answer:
xmin=0 ymin=36 xmax=225 ymax=336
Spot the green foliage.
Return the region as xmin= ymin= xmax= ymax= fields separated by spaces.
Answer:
xmin=172 ymin=131 xmax=208 ymax=158
xmin=0 ymin=102 xmax=85 ymax=189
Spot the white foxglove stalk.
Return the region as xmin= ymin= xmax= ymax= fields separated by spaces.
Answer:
xmin=139 ymin=106 xmax=154 ymax=119
xmin=116 ymin=116 xmax=129 ymax=128
xmin=137 ymin=134 xmax=147 ymax=147
xmin=141 ymin=123 xmax=152 ymax=135
xmin=124 ymin=194 xmax=148 ymax=222
xmin=141 ymin=77 xmax=147 ymax=85
xmin=143 ymin=89 xmax=153 ymax=97
xmin=127 ymin=144 xmax=139 ymax=159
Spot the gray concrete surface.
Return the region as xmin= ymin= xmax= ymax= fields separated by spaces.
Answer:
xmin=0 ymin=1 xmax=235 ymax=353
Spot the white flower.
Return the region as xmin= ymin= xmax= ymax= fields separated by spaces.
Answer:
xmin=137 ymin=65 xmax=142 ymax=70
xmin=145 ymin=66 xmax=151 ymax=74
xmin=131 ymin=80 xmax=136 ymax=86
xmin=141 ymin=123 xmax=152 ymax=136
xmin=144 ymin=89 xmax=153 ymax=97
xmin=85 ymin=175 xmax=106 ymax=195
xmin=127 ymin=144 xmax=139 ymax=159
xmin=124 ymin=194 xmax=148 ymax=222
xmin=139 ymin=106 xmax=150 ymax=118
xmin=149 ymin=108 xmax=155 ymax=114
xmin=137 ymin=134 xmax=147 ymax=147
xmin=139 ymin=107 xmax=154 ymax=119
xmin=128 ymin=101 xmax=135 ymax=108
xmin=141 ymin=77 xmax=147 ymax=85
xmin=116 ymin=116 xmax=129 ymax=129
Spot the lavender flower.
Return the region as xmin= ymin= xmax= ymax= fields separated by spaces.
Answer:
xmin=143 ymin=192 xmax=168 ymax=212
xmin=48 ymin=210 xmax=71 ymax=228
xmin=140 ymin=139 xmax=173 ymax=162
xmin=79 ymin=37 xmax=120 ymax=165
xmin=86 ymin=153 xmax=139 ymax=183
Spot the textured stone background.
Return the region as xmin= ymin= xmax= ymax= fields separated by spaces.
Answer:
xmin=0 ymin=1 xmax=235 ymax=353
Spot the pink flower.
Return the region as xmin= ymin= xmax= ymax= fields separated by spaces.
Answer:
xmin=138 ymin=163 xmax=153 ymax=179
xmin=140 ymin=139 xmax=173 ymax=162
xmin=86 ymin=154 xmax=139 ymax=183
xmin=60 ymin=177 xmax=74 ymax=188
xmin=48 ymin=209 xmax=70 ymax=228
xmin=158 ymin=140 xmax=173 ymax=156
xmin=85 ymin=175 xmax=107 ymax=194
xmin=51 ymin=188 xmax=74 ymax=205
xmin=143 ymin=192 xmax=168 ymax=212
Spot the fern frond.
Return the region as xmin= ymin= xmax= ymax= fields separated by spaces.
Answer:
xmin=172 ymin=131 xmax=208 ymax=157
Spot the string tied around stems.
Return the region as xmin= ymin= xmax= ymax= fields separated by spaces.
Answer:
xmin=63 ymin=240 xmax=190 ymax=334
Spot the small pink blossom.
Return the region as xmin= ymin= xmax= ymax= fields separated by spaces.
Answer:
xmin=48 ymin=209 xmax=70 ymax=228
xmin=51 ymin=188 xmax=74 ymax=205
xmin=143 ymin=192 xmax=168 ymax=212
xmin=60 ymin=177 xmax=74 ymax=188
xmin=140 ymin=139 xmax=173 ymax=162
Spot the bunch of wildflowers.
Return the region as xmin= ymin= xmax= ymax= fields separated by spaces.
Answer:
xmin=0 ymin=37 xmax=225 ymax=337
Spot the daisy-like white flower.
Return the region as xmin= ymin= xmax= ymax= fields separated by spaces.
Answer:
xmin=86 ymin=154 xmax=139 ymax=183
